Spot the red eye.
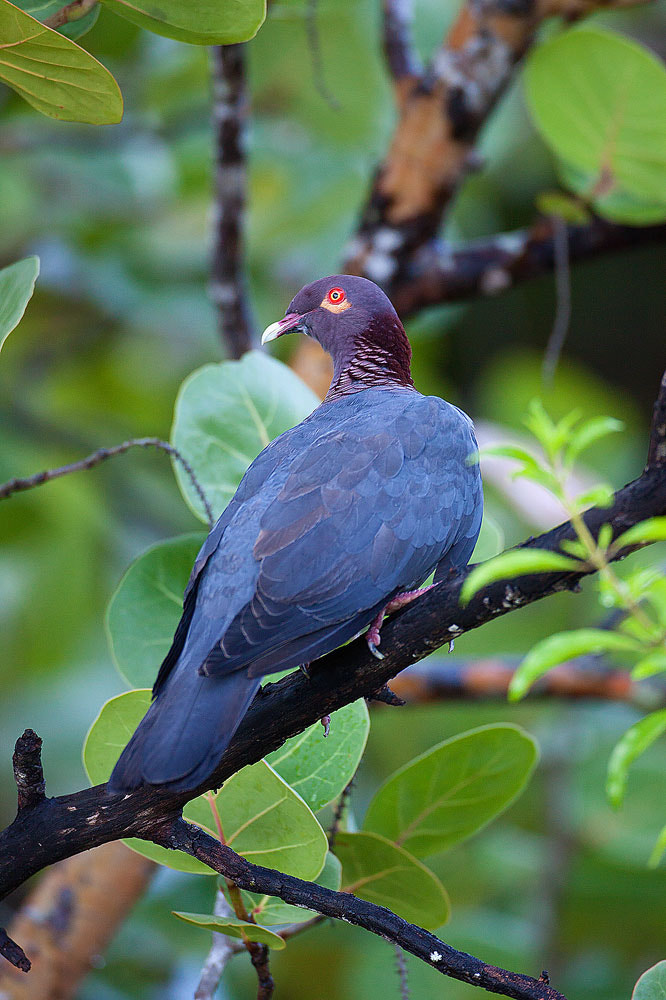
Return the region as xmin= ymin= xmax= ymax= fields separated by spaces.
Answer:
xmin=327 ymin=287 xmax=346 ymax=304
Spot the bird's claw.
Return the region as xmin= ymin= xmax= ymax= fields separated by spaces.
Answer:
xmin=320 ymin=715 xmax=331 ymax=737
xmin=368 ymin=641 xmax=384 ymax=660
xmin=448 ymin=639 xmax=455 ymax=653
xmin=300 ymin=662 xmax=311 ymax=678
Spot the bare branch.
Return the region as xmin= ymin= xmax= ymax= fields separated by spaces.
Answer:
xmin=541 ymin=215 xmax=571 ymax=385
xmin=382 ymin=0 xmax=422 ymax=89
xmin=210 ymin=45 xmax=255 ymax=359
xmin=194 ymin=891 xmax=237 ymax=1000
xmin=0 ymin=931 xmax=30 ymax=975
xmin=346 ymin=0 xmax=650 ymax=288
xmin=43 ymin=0 xmax=96 ymax=29
xmin=12 ymin=729 xmax=45 ymax=813
xmin=389 ymin=217 xmax=666 ymax=316
xmin=0 ymin=436 xmax=214 ymax=528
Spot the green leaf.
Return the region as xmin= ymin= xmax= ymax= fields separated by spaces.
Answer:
xmin=614 ymin=518 xmax=666 ymax=550
xmin=565 ymin=416 xmax=624 ymax=467
xmin=266 ymin=700 xmax=369 ymax=813
xmin=0 ymin=0 xmax=123 ymax=123
xmin=172 ymin=912 xmax=285 ymax=949
xmin=0 ymin=256 xmax=39 ymax=353
xmin=606 ymin=709 xmax=666 ymax=808
xmin=510 ymin=629 xmax=641 ymax=701
xmin=106 ymin=533 xmax=205 ymax=688
xmin=171 ymin=352 xmax=319 ymax=522
xmin=480 ymin=443 xmax=560 ymax=493
xmin=12 ymin=0 xmax=99 ymax=39
xmin=334 ymin=831 xmax=449 ymax=929
xmin=525 ymin=28 xmax=666 ymax=221
xmin=99 ymin=0 xmax=265 ymax=45
xmin=648 ymin=826 xmax=666 ymax=869
xmin=460 ymin=549 xmax=582 ymax=605
xmin=84 ymin=691 xmax=328 ymax=877
xmin=632 ymin=651 xmax=666 ymax=680
xmin=363 ymin=724 xmax=538 ymax=857
xmin=632 ymin=961 xmax=666 ymax=1000
xmin=574 ymin=485 xmax=615 ymax=509
xmin=536 ymin=190 xmax=591 ymax=225
xmin=241 ymin=851 xmax=342 ymax=926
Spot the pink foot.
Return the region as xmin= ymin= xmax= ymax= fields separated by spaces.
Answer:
xmin=365 ymin=585 xmax=436 ymax=660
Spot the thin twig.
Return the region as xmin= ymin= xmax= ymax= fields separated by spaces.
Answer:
xmin=0 ymin=436 xmax=214 ymax=528
xmin=210 ymin=45 xmax=255 ymax=359
xmin=395 ymin=944 xmax=410 ymax=1000
xmin=43 ymin=0 xmax=96 ymax=29
xmin=647 ymin=369 xmax=666 ymax=470
xmin=304 ymin=0 xmax=341 ymax=110
xmin=542 ymin=216 xmax=572 ymax=386
xmin=194 ymin=890 xmax=237 ymax=1000
xmin=0 ymin=929 xmax=30 ymax=974
xmin=328 ymin=780 xmax=353 ymax=851
xmin=12 ymin=729 xmax=45 ymax=812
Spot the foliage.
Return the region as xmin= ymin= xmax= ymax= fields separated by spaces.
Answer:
xmin=0 ymin=257 xmax=39 ymax=353
xmin=525 ymin=26 xmax=666 ymax=223
xmin=464 ymin=402 xmax=666 ymax=860
xmin=633 ymin=962 xmax=666 ymax=1000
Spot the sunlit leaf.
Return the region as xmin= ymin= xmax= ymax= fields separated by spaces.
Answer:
xmin=606 ymin=709 xmax=666 ymax=808
xmin=632 ymin=961 xmax=666 ymax=1000
xmin=575 ymin=485 xmax=615 ymax=510
xmin=0 ymin=0 xmax=123 ymax=123
xmin=0 ymin=256 xmax=39 ymax=353
xmin=334 ymin=831 xmax=449 ymax=929
xmin=106 ymin=533 xmax=204 ymax=688
xmin=648 ymin=826 xmax=666 ymax=869
xmin=460 ymin=549 xmax=582 ymax=605
xmin=614 ymin=518 xmax=666 ymax=550
xmin=83 ymin=691 xmax=328 ymax=877
xmin=509 ymin=629 xmax=642 ymax=701
xmin=525 ymin=27 xmax=666 ymax=222
xmin=632 ymin=651 xmax=666 ymax=680
xmin=565 ymin=416 xmax=624 ymax=467
xmin=266 ymin=700 xmax=369 ymax=812
xmin=171 ymin=352 xmax=319 ymax=522
xmin=99 ymin=0 xmax=265 ymax=45
xmin=172 ymin=911 xmax=285 ymax=949
xmin=363 ymin=724 xmax=538 ymax=857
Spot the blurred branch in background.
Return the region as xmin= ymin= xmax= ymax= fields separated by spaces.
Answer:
xmin=210 ymin=44 xmax=255 ymax=359
xmin=381 ymin=0 xmax=422 ymax=92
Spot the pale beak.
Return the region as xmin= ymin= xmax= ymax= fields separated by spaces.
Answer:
xmin=261 ymin=312 xmax=308 ymax=345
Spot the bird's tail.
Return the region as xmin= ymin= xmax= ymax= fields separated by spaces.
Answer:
xmin=107 ymin=667 xmax=261 ymax=794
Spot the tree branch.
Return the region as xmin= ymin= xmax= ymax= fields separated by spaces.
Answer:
xmin=0 ymin=436 xmax=214 ymax=528
xmin=389 ymin=216 xmax=666 ymax=316
xmin=345 ymin=0 xmax=651 ymax=290
xmin=381 ymin=0 xmax=422 ymax=92
xmin=0 ymin=372 xmax=663 ymax=994
xmin=43 ymin=0 xmax=96 ymax=29
xmin=210 ymin=45 xmax=255 ymax=359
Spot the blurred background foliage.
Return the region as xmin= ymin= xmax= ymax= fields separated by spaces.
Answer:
xmin=1 ymin=0 xmax=665 ymax=997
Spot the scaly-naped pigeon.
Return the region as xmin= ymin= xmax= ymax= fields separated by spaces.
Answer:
xmin=109 ymin=275 xmax=483 ymax=793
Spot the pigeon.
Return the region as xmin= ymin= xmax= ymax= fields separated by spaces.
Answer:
xmin=108 ymin=275 xmax=483 ymax=794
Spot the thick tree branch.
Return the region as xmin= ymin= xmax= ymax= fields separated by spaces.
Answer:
xmin=0 ymin=436 xmax=214 ymax=528
xmin=210 ymin=45 xmax=254 ymax=359
xmin=382 ymin=0 xmax=422 ymax=93
xmin=346 ymin=0 xmax=650 ymax=290
xmin=0 ymin=373 xmax=663 ymax=994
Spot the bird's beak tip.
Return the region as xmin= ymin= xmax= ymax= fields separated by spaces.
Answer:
xmin=261 ymin=312 xmax=306 ymax=346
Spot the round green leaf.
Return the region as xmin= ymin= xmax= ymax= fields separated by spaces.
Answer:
xmin=99 ymin=0 xmax=265 ymax=45
xmin=525 ymin=28 xmax=666 ymax=220
xmin=106 ymin=533 xmax=204 ymax=688
xmin=171 ymin=352 xmax=319 ymax=522
xmin=363 ymin=724 xmax=538 ymax=857
xmin=0 ymin=0 xmax=123 ymax=124
xmin=84 ymin=690 xmax=328 ymax=877
xmin=266 ymin=700 xmax=370 ymax=812
xmin=632 ymin=961 xmax=666 ymax=1000
xmin=172 ymin=912 xmax=285 ymax=949
xmin=334 ymin=831 xmax=450 ymax=929
xmin=509 ymin=629 xmax=642 ymax=701
xmin=0 ymin=256 xmax=39 ymax=353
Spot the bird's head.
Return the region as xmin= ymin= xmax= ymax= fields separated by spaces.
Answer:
xmin=261 ymin=275 xmax=413 ymax=395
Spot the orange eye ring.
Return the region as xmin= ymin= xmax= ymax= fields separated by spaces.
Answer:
xmin=327 ymin=287 xmax=346 ymax=304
